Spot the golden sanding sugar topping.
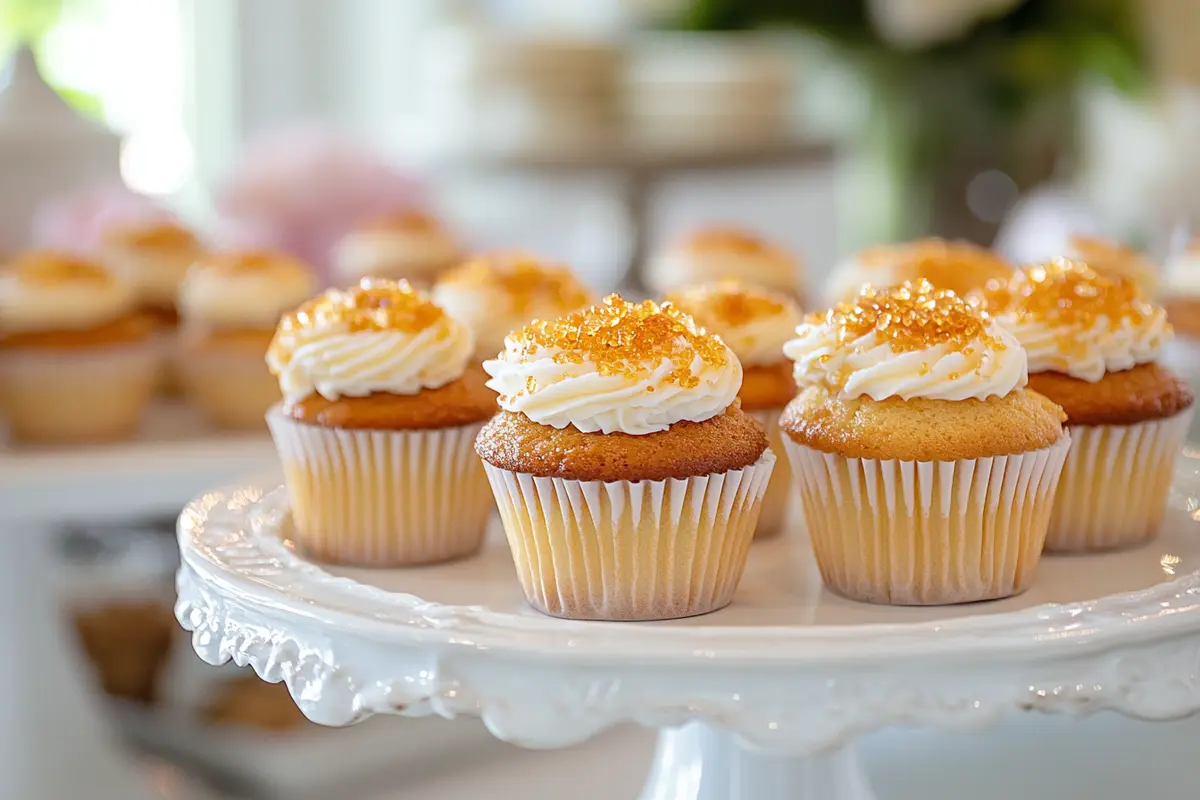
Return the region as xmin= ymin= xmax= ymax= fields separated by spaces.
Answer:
xmin=816 ymin=279 xmax=995 ymax=354
xmin=439 ymin=252 xmax=590 ymax=314
xmin=979 ymin=259 xmax=1156 ymax=328
xmin=508 ymin=294 xmax=729 ymax=389
xmin=862 ymin=239 xmax=1012 ymax=288
xmin=198 ymin=250 xmax=308 ymax=276
xmin=359 ymin=209 xmax=443 ymax=234
xmin=7 ymin=250 xmax=114 ymax=287
xmin=684 ymin=226 xmax=774 ymax=255
xmin=667 ymin=280 xmax=789 ymax=326
xmin=103 ymin=221 xmax=198 ymax=250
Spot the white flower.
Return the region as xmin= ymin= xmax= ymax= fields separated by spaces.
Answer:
xmin=868 ymin=0 xmax=1024 ymax=50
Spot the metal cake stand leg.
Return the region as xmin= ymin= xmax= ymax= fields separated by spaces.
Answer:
xmin=639 ymin=723 xmax=877 ymax=800
xmin=0 ymin=529 xmax=160 ymax=799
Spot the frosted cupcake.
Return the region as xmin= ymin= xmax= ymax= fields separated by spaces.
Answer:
xmin=100 ymin=220 xmax=206 ymax=328
xmin=1161 ymin=240 xmax=1200 ymax=414
xmin=0 ymin=251 xmax=159 ymax=443
xmin=332 ymin=209 xmax=461 ymax=287
xmin=825 ymin=239 xmax=1013 ymax=305
xmin=782 ymin=280 xmax=1069 ymax=605
xmin=977 ymin=261 xmax=1193 ymax=552
xmin=666 ymin=280 xmax=801 ymax=537
xmin=177 ymin=251 xmax=316 ymax=429
xmin=432 ymin=251 xmax=592 ymax=362
xmin=647 ymin=225 xmax=803 ymax=300
xmin=1067 ymin=235 xmax=1159 ymax=298
xmin=266 ymin=279 xmax=495 ymax=566
xmin=477 ymin=294 xmax=775 ymax=621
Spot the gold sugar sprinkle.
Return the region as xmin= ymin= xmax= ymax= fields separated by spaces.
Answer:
xmin=269 ymin=279 xmax=444 ymax=364
xmin=859 ymin=239 xmax=1013 ymax=295
xmin=685 ymin=226 xmax=773 ymax=256
xmin=200 ymin=250 xmax=308 ymax=276
xmin=666 ymin=280 xmax=790 ymax=328
xmin=103 ymin=221 xmax=198 ymax=250
xmin=8 ymin=250 xmax=113 ymax=287
xmin=360 ymin=209 xmax=443 ymax=233
xmin=979 ymin=259 xmax=1155 ymax=331
xmin=438 ymin=252 xmax=590 ymax=315
xmin=508 ymin=294 xmax=728 ymax=389
xmin=815 ymin=279 xmax=996 ymax=354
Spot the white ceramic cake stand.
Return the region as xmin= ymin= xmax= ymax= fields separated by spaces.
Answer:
xmin=177 ymin=451 xmax=1200 ymax=800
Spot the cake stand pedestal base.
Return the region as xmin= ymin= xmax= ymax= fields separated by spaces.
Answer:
xmin=640 ymin=723 xmax=876 ymax=800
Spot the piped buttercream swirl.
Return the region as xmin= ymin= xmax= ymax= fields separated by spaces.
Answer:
xmin=0 ymin=251 xmax=135 ymax=333
xmin=180 ymin=250 xmax=316 ymax=329
xmin=666 ymin=280 xmax=802 ymax=367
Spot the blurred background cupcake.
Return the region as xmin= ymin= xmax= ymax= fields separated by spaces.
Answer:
xmin=331 ymin=208 xmax=462 ymax=288
xmin=1066 ymin=234 xmax=1160 ymax=297
xmin=0 ymin=250 xmax=159 ymax=444
xmin=176 ymin=250 xmax=316 ymax=429
xmin=824 ymin=238 xmax=1015 ymax=305
xmin=646 ymin=224 xmax=804 ymax=301
xmin=1161 ymin=238 xmax=1200 ymax=432
xmin=433 ymin=251 xmax=593 ymax=363
xmin=99 ymin=219 xmax=206 ymax=329
xmin=666 ymin=279 xmax=800 ymax=537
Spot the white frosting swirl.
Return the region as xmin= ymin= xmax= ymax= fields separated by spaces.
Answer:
xmin=0 ymin=256 xmax=134 ymax=333
xmin=992 ymin=307 xmax=1170 ymax=383
xmin=668 ymin=284 xmax=802 ymax=367
xmin=179 ymin=253 xmax=316 ymax=329
xmin=333 ymin=230 xmax=460 ymax=284
xmin=267 ymin=286 xmax=474 ymax=404
xmin=485 ymin=344 xmax=741 ymax=435
xmin=785 ymin=321 xmax=1027 ymax=401
xmin=1163 ymin=251 xmax=1200 ymax=298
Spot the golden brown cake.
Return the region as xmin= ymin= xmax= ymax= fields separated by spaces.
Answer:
xmin=476 ymin=294 xmax=774 ymax=621
xmin=267 ymin=280 xmax=495 ymax=566
xmin=332 ymin=209 xmax=461 ymax=287
xmin=666 ymin=280 xmax=802 ymax=537
xmin=1067 ymin=234 xmax=1159 ymax=298
xmin=978 ymin=260 xmax=1193 ymax=551
xmin=0 ymin=251 xmax=160 ymax=443
xmin=433 ymin=251 xmax=593 ymax=361
xmin=647 ymin=225 xmax=804 ymax=301
xmin=781 ymin=280 xmax=1069 ymax=605
xmin=825 ymin=238 xmax=1014 ymax=304
xmin=176 ymin=250 xmax=316 ymax=429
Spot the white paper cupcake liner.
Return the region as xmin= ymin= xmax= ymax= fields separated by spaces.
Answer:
xmin=176 ymin=346 xmax=280 ymax=429
xmin=783 ymin=436 xmax=1071 ymax=606
xmin=1045 ymin=408 xmax=1194 ymax=552
xmin=267 ymin=407 xmax=493 ymax=566
xmin=747 ymin=406 xmax=790 ymax=538
xmin=0 ymin=342 xmax=160 ymax=444
xmin=483 ymin=451 xmax=776 ymax=621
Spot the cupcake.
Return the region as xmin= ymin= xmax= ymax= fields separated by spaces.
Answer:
xmin=824 ymin=238 xmax=1014 ymax=305
xmin=332 ymin=209 xmax=461 ymax=287
xmin=1161 ymin=240 xmax=1200 ymax=416
xmin=99 ymin=220 xmax=206 ymax=328
xmin=477 ymin=294 xmax=775 ymax=621
xmin=432 ymin=251 xmax=592 ymax=363
xmin=977 ymin=260 xmax=1194 ymax=552
xmin=176 ymin=250 xmax=316 ymax=429
xmin=266 ymin=279 xmax=495 ymax=566
xmin=1067 ymin=234 xmax=1159 ymax=298
xmin=666 ymin=280 xmax=802 ymax=537
xmin=0 ymin=251 xmax=159 ymax=443
xmin=646 ymin=225 xmax=803 ymax=300
xmin=781 ymin=280 xmax=1069 ymax=605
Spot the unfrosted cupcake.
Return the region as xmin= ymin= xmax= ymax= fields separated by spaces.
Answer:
xmin=477 ymin=294 xmax=775 ymax=621
xmin=266 ymin=279 xmax=495 ymax=566
xmin=99 ymin=220 xmax=206 ymax=328
xmin=782 ymin=280 xmax=1069 ymax=605
xmin=1067 ymin=234 xmax=1159 ymax=298
xmin=176 ymin=250 xmax=316 ymax=429
xmin=0 ymin=251 xmax=159 ymax=443
xmin=332 ymin=209 xmax=461 ymax=287
xmin=825 ymin=238 xmax=1013 ymax=305
xmin=666 ymin=280 xmax=801 ymax=537
xmin=432 ymin=251 xmax=592 ymax=362
xmin=647 ymin=225 xmax=803 ymax=300
xmin=977 ymin=260 xmax=1193 ymax=552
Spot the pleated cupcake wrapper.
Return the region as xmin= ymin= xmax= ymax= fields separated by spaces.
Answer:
xmin=783 ymin=436 xmax=1070 ymax=606
xmin=1046 ymin=408 xmax=1194 ymax=552
xmin=483 ymin=451 xmax=776 ymax=621
xmin=267 ymin=407 xmax=493 ymax=566
xmin=0 ymin=343 xmax=160 ymax=444
xmin=175 ymin=347 xmax=280 ymax=429
xmin=747 ymin=407 xmax=791 ymax=538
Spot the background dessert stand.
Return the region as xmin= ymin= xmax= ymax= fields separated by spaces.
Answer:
xmin=177 ymin=451 xmax=1200 ymax=800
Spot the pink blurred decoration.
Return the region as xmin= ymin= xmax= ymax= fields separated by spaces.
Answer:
xmin=213 ymin=128 xmax=429 ymax=283
xmin=31 ymin=184 xmax=175 ymax=253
